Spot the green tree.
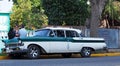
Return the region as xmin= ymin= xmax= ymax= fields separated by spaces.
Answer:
xmin=42 ymin=0 xmax=89 ymax=26
xmin=30 ymin=0 xmax=48 ymax=29
xmin=10 ymin=0 xmax=48 ymax=30
xmin=103 ymin=0 xmax=120 ymax=23
xmin=10 ymin=0 xmax=32 ymax=27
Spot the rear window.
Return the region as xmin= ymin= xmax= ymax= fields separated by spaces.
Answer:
xmin=66 ymin=30 xmax=79 ymax=37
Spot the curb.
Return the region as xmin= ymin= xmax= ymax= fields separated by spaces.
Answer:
xmin=91 ymin=52 xmax=120 ymax=57
xmin=0 ymin=56 xmax=9 ymax=60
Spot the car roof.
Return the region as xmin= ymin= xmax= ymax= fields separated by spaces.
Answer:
xmin=42 ymin=27 xmax=82 ymax=34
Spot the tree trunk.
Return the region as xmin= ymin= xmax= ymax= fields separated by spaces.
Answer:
xmin=90 ymin=0 xmax=108 ymax=37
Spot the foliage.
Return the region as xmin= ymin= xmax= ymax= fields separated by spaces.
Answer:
xmin=42 ymin=0 xmax=90 ymax=26
xmin=10 ymin=0 xmax=48 ymax=30
xmin=112 ymin=0 xmax=120 ymax=20
xmin=10 ymin=0 xmax=120 ymax=30
xmin=103 ymin=0 xmax=120 ymax=21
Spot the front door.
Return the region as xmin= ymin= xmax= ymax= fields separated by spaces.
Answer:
xmin=49 ymin=30 xmax=68 ymax=53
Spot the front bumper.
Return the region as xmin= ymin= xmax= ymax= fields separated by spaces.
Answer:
xmin=2 ymin=47 xmax=28 ymax=54
xmin=2 ymin=40 xmax=28 ymax=54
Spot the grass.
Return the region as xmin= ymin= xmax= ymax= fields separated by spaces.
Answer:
xmin=0 ymin=53 xmax=7 ymax=56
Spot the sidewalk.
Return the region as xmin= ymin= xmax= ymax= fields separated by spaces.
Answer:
xmin=108 ymin=48 xmax=120 ymax=52
xmin=0 ymin=49 xmax=120 ymax=60
xmin=91 ymin=48 xmax=120 ymax=57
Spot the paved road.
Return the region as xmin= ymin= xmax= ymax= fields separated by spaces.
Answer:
xmin=0 ymin=56 xmax=120 ymax=66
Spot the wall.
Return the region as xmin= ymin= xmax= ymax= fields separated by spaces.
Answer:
xmin=73 ymin=27 xmax=120 ymax=49
xmin=98 ymin=28 xmax=119 ymax=48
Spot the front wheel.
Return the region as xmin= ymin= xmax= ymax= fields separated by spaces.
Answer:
xmin=27 ymin=45 xmax=40 ymax=59
xmin=80 ymin=47 xmax=92 ymax=57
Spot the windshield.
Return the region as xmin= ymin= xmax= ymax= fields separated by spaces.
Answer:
xmin=33 ymin=29 xmax=50 ymax=37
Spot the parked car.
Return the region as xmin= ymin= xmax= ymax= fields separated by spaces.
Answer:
xmin=2 ymin=27 xmax=107 ymax=59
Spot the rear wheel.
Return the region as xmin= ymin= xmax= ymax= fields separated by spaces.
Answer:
xmin=27 ymin=45 xmax=40 ymax=59
xmin=62 ymin=53 xmax=72 ymax=58
xmin=80 ymin=47 xmax=92 ymax=57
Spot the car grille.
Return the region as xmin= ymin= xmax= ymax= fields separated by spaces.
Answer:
xmin=5 ymin=43 xmax=23 ymax=48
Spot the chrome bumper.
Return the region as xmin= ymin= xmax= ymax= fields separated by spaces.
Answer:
xmin=2 ymin=47 xmax=28 ymax=54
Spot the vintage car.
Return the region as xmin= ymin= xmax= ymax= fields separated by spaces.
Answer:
xmin=2 ymin=27 xmax=107 ymax=59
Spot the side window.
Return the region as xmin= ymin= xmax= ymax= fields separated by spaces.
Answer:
xmin=53 ymin=30 xmax=65 ymax=37
xmin=66 ymin=30 xmax=79 ymax=37
xmin=34 ymin=29 xmax=50 ymax=37
xmin=49 ymin=30 xmax=54 ymax=37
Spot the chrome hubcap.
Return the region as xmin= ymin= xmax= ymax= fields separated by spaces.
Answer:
xmin=29 ymin=47 xmax=38 ymax=57
xmin=83 ymin=48 xmax=91 ymax=56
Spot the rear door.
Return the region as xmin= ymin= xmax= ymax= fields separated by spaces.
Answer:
xmin=65 ymin=30 xmax=83 ymax=52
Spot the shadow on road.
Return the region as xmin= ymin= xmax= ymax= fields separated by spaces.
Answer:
xmin=5 ymin=54 xmax=103 ymax=60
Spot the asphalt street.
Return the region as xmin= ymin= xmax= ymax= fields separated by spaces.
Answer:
xmin=0 ymin=56 xmax=120 ymax=66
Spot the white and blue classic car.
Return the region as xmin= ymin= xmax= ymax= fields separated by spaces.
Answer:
xmin=2 ymin=27 xmax=107 ymax=59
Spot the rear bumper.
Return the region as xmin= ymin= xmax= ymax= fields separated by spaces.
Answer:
xmin=103 ymin=47 xmax=108 ymax=52
xmin=95 ymin=47 xmax=108 ymax=53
